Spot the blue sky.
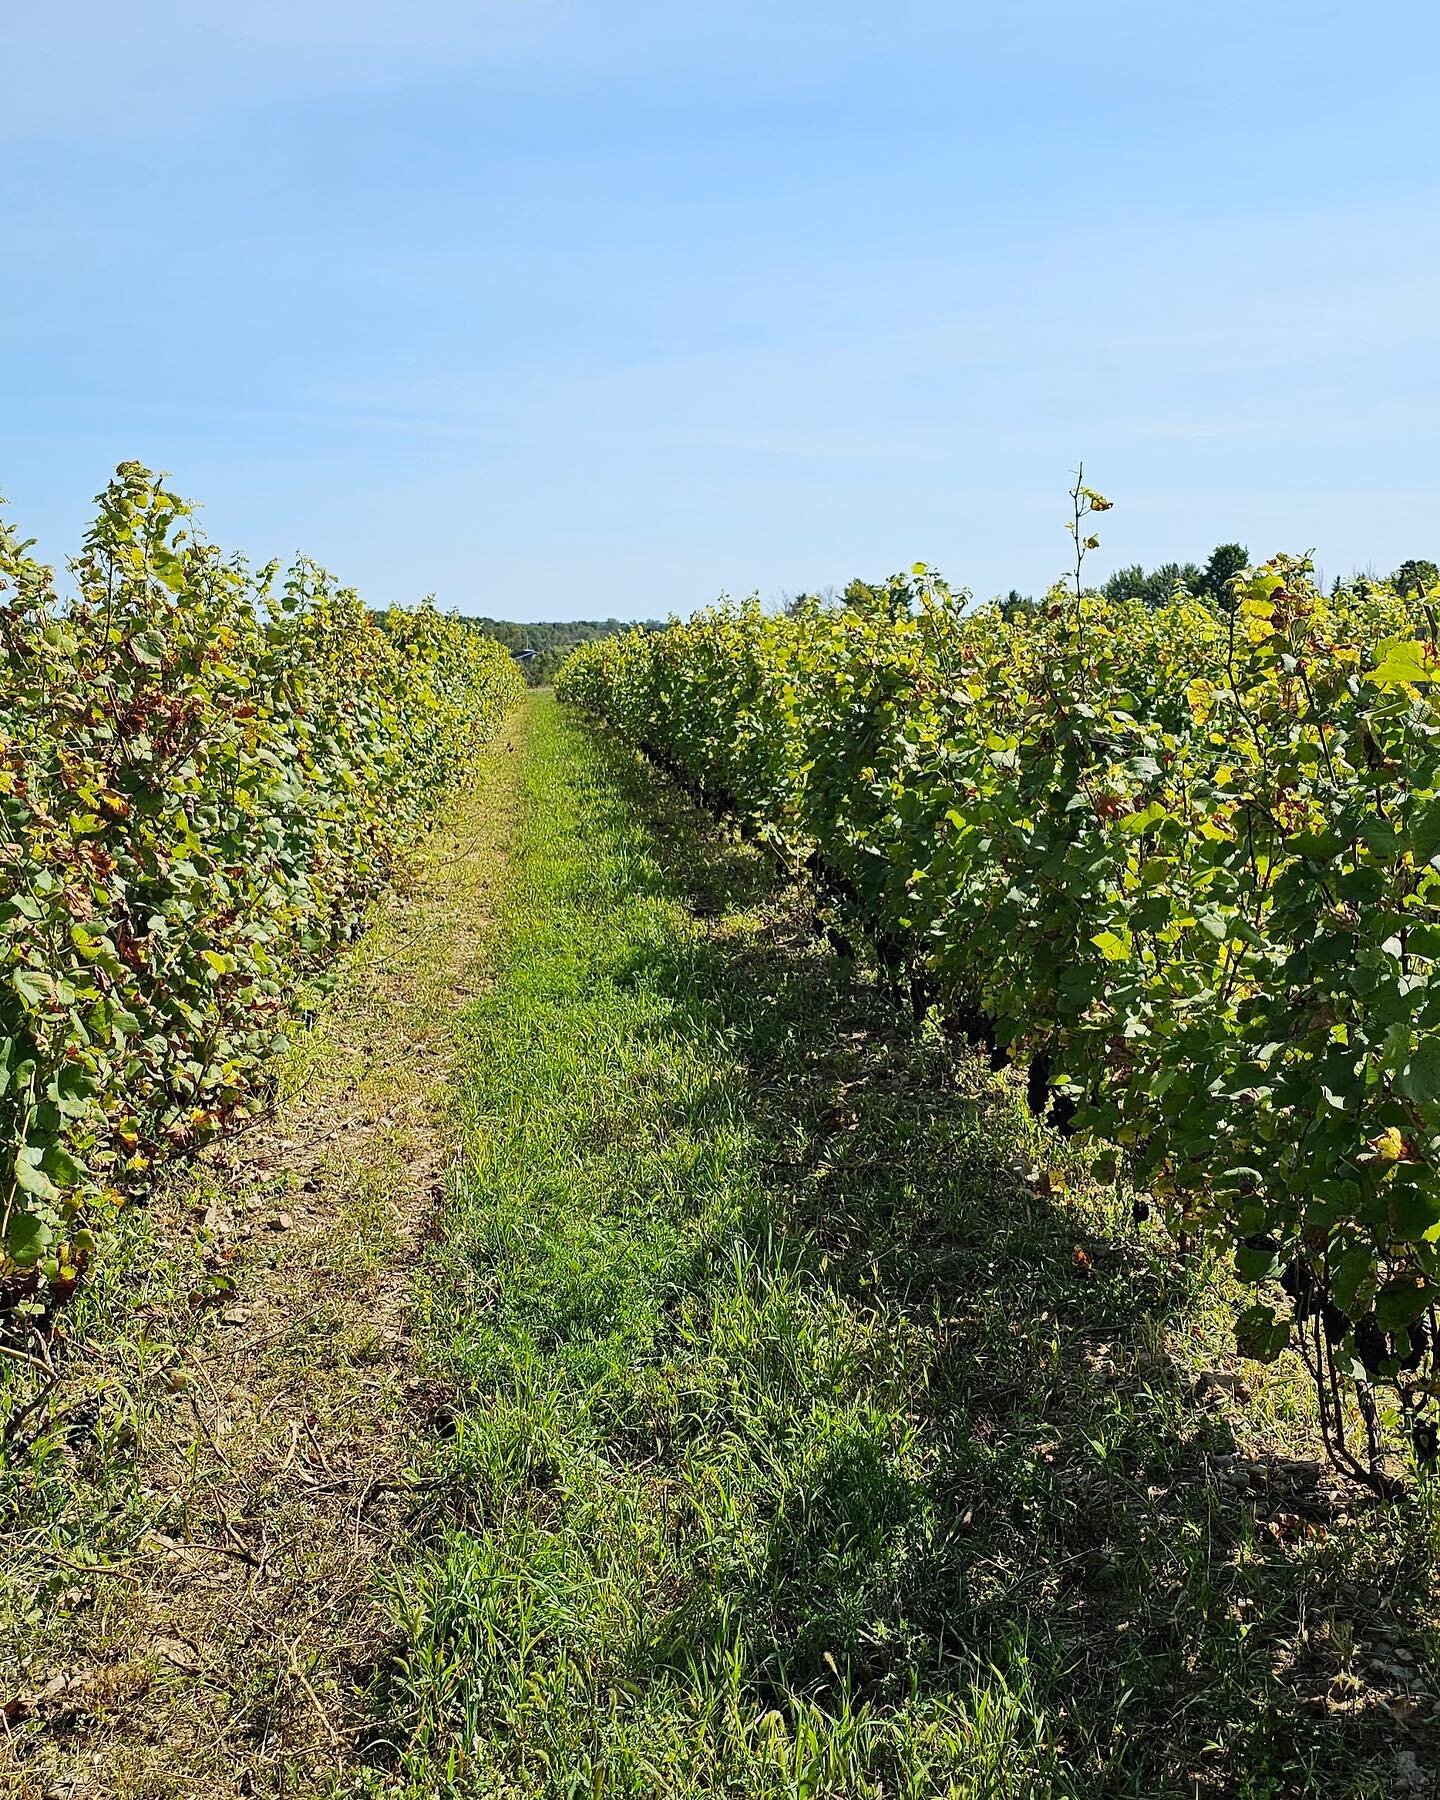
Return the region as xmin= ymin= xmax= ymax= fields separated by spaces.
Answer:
xmin=4 ymin=0 xmax=1439 ymax=620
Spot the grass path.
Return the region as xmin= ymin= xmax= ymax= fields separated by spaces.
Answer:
xmin=0 ymin=705 xmax=532 ymax=1797
xmin=372 ymin=695 xmax=1436 ymax=1799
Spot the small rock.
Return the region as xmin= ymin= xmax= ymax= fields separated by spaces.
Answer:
xmin=267 ymin=1212 xmax=293 ymax=1232
xmin=1280 ymin=1458 xmax=1322 ymax=1489
xmin=1192 ymin=1370 xmax=1253 ymax=1405
xmin=150 ymin=1635 xmax=205 ymax=1673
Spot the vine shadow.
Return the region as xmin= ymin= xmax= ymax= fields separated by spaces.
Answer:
xmin=571 ymin=720 xmax=1436 ymax=1798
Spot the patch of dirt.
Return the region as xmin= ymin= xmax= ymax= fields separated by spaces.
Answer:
xmin=0 ymin=713 xmax=530 ymax=1799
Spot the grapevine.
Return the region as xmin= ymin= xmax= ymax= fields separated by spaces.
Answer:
xmin=559 ymin=555 xmax=1440 ymax=1491
xmin=0 ymin=464 xmax=523 ymax=1298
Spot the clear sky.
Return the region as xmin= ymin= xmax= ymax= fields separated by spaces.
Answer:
xmin=4 ymin=1 xmax=1438 ymax=621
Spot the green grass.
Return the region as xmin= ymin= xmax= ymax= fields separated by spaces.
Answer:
xmin=368 ymin=695 xmax=1439 ymax=1799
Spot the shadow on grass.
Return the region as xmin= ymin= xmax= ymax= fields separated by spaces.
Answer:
xmin=576 ymin=723 xmax=1438 ymax=1799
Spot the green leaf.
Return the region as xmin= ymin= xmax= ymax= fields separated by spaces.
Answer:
xmin=1375 ymin=1278 xmax=1432 ymax=1330
xmin=13 ymin=1146 xmax=59 ymax=1201
xmin=1235 ymin=1243 xmax=1281 ymax=1283
xmin=1409 ymin=799 xmax=1440 ymax=865
xmin=1236 ymin=1303 xmax=1290 ymax=1363
xmin=1368 ymin=638 xmax=1438 ymax=685
xmin=1330 ymin=1244 xmax=1374 ymax=1316
xmin=1287 ymin=828 xmax=1346 ymax=860
xmin=12 ymin=969 xmax=51 ymax=1007
xmin=49 ymin=1062 xmax=95 ymax=1117
xmin=1091 ymin=929 xmax=1131 ymax=963
xmin=41 ymin=1145 xmax=82 ymax=1189
xmin=1395 ymin=1038 xmax=1440 ymax=1105
xmin=129 ymin=629 xmax=166 ymax=665
xmin=1387 ymin=1182 xmax=1440 ymax=1243
xmin=1118 ymin=800 xmax=1168 ymax=834
xmin=6 ymin=1209 xmax=53 ymax=1266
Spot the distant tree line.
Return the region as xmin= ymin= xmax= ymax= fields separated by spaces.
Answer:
xmin=463 ymin=558 xmax=1440 ymax=677
xmin=464 ymin=616 xmax=662 ymax=686
xmin=999 ymin=547 xmax=1438 ymax=614
xmin=1390 ymin=559 xmax=1440 ymax=598
xmin=1100 ymin=543 xmax=1250 ymax=610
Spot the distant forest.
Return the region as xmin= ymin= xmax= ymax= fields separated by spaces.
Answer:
xmin=465 ymin=616 xmax=661 ymax=685
xmin=1002 ymin=546 xmax=1438 ymax=615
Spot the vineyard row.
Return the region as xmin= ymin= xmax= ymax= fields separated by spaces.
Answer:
xmin=558 ymin=559 xmax=1440 ymax=1490
xmin=1 ymin=464 xmax=524 ymax=1299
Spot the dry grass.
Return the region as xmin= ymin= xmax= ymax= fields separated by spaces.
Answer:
xmin=0 ymin=706 xmax=532 ymax=1799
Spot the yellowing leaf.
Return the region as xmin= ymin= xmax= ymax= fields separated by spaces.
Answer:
xmin=1368 ymin=638 xmax=1438 ymax=685
xmin=1368 ymin=1126 xmax=1406 ymax=1165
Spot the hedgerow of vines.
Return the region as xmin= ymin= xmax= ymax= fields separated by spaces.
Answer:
xmin=1 ymin=463 xmax=523 ymax=1304
xmin=558 ymin=530 xmax=1440 ymax=1492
